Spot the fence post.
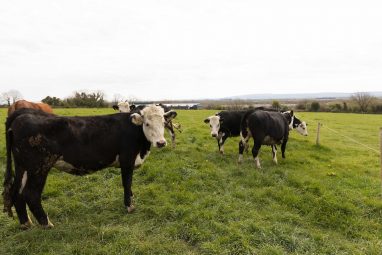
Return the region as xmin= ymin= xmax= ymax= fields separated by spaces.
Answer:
xmin=380 ymin=128 xmax=382 ymax=196
xmin=316 ymin=122 xmax=322 ymax=146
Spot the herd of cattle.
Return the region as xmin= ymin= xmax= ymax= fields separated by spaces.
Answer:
xmin=2 ymin=100 xmax=307 ymax=229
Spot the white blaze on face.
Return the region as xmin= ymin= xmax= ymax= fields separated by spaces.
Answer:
xmin=132 ymin=105 xmax=167 ymax=148
xmin=295 ymin=121 xmax=308 ymax=136
xmin=118 ymin=102 xmax=130 ymax=113
xmin=207 ymin=115 xmax=220 ymax=137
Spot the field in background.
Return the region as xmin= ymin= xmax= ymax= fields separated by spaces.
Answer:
xmin=0 ymin=108 xmax=381 ymax=255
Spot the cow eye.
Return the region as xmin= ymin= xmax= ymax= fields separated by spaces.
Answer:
xmin=146 ymin=123 xmax=150 ymax=127
xmin=210 ymin=125 xmax=212 ymax=128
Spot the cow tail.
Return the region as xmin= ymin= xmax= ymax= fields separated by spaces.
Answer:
xmin=3 ymin=121 xmax=14 ymax=217
xmin=240 ymin=110 xmax=253 ymax=143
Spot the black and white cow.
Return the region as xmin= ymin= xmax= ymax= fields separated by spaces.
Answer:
xmin=204 ymin=107 xmax=280 ymax=154
xmin=238 ymin=110 xmax=307 ymax=168
xmin=113 ymin=103 xmax=180 ymax=147
xmin=204 ymin=110 xmax=247 ymax=154
xmin=3 ymin=105 xmax=176 ymax=229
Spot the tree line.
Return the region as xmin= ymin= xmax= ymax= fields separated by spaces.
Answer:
xmin=295 ymin=92 xmax=382 ymax=113
xmin=41 ymin=91 xmax=107 ymax=108
xmin=1 ymin=90 xmax=381 ymax=113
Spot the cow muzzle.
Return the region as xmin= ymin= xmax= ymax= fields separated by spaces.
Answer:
xmin=156 ymin=140 xmax=167 ymax=148
xmin=211 ymin=133 xmax=217 ymax=138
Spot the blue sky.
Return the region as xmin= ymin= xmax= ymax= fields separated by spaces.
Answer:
xmin=1 ymin=0 xmax=381 ymax=101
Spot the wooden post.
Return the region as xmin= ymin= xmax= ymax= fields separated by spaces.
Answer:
xmin=316 ymin=122 xmax=322 ymax=146
xmin=380 ymin=128 xmax=382 ymax=196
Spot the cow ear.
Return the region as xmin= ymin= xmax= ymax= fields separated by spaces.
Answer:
xmin=204 ymin=118 xmax=210 ymax=124
xmin=112 ymin=105 xmax=119 ymax=111
xmin=290 ymin=110 xmax=294 ymax=116
xmin=164 ymin=110 xmax=177 ymax=121
xmin=130 ymin=105 xmax=136 ymax=111
xmin=130 ymin=113 xmax=143 ymax=126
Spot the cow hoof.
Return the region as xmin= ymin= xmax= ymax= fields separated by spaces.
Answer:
xmin=20 ymin=220 xmax=33 ymax=230
xmin=42 ymin=218 xmax=54 ymax=229
xmin=127 ymin=205 xmax=135 ymax=213
xmin=238 ymin=155 xmax=243 ymax=164
xmin=20 ymin=214 xmax=34 ymax=230
xmin=219 ymin=150 xmax=224 ymax=154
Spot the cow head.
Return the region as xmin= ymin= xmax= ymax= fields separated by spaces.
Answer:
xmin=204 ymin=114 xmax=224 ymax=138
xmin=283 ymin=111 xmax=308 ymax=136
xmin=292 ymin=116 xmax=308 ymax=136
xmin=113 ymin=101 xmax=131 ymax=113
xmin=130 ymin=105 xmax=175 ymax=148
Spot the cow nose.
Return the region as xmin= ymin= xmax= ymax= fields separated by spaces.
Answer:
xmin=212 ymin=133 xmax=217 ymax=137
xmin=156 ymin=140 xmax=167 ymax=148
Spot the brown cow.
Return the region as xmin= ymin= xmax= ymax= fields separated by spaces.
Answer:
xmin=8 ymin=100 xmax=53 ymax=116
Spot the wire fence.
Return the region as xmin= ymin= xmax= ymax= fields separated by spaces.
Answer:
xmin=321 ymin=124 xmax=380 ymax=155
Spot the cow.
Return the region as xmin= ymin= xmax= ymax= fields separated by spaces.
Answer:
xmin=3 ymin=105 xmax=176 ymax=229
xmin=203 ymin=107 xmax=279 ymax=154
xmin=8 ymin=99 xmax=53 ymax=116
xmin=204 ymin=110 xmax=247 ymax=154
xmin=112 ymin=101 xmax=131 ymax=113
xmin=238 ymin=110 xmax=307 ymax=168
xmin=113 ymin=103 xmax=180 ymax=148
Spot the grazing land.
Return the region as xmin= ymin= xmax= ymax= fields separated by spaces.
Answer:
xmin=0 ymin=108 xmax=381 ymax=255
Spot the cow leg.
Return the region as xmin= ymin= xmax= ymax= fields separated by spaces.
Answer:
xmin=12 ymin=169 xmax=33 ymax=229
xmin=216 ymin=138 xmax=221 ymax=152
xmin=238 ymin=140 xmax=245 ymax=163
xmin=252 ymin=143 xmax=262 ymax=169
xmin=281 ymin=140 xmax=287 ymax=158
xmin=219 ymin=134 xmax=228 ymax=154
xmin=121 ymin=165 xmax=135 ymax=213
xmin=272 ymin=145 xmax=278 ymax=164
xmin=24 ymin=172 xmax=53 ymax=228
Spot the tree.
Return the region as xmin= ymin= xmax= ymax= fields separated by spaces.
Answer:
xmin=310 ymin=101 xmax=320 ymax=112
xmin=343 ymin=102 xmax=348 ymax=112
xmin=42 ymin=96 xmax=62 ymax=106
xmin=66 ymin=90 xmax=106 ymax=107
xmin=351 ymin=92 xmax=375 ymax=113
xmin=1 ymin=90 xmax=23 ymax=106
xmin=271 ymin=100 xmax=281 ymax=111
xmin=112 ymin=93 xmax=126 ymax=105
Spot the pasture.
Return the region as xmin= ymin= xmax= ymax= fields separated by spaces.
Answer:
xmin=0 ymin=108 xmax=381 ymax=255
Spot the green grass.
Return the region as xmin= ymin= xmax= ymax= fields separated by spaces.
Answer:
xmin=0 ymin=108 xmax=381 ymax=254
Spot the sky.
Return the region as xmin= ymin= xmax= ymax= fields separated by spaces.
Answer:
xmin=1 ymin=0 xmax=382 ymax=101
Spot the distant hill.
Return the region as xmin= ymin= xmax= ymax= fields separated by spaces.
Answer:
xmin=224 ymin=92 xmax=382 ymax=100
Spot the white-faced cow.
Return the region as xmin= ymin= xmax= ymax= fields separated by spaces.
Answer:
xmin=3 ymin=105 xmax=176 ymax=229
xmin=238 ymin=110 xmax=308 ymax=168
xmin=113 ymin=103 xmax=180 ymax=148
xmin=112 ymin=101 xmax=131 ymax=113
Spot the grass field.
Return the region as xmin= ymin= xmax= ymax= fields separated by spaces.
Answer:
xmin=0 ymin=108 xmax=381 ymax=255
